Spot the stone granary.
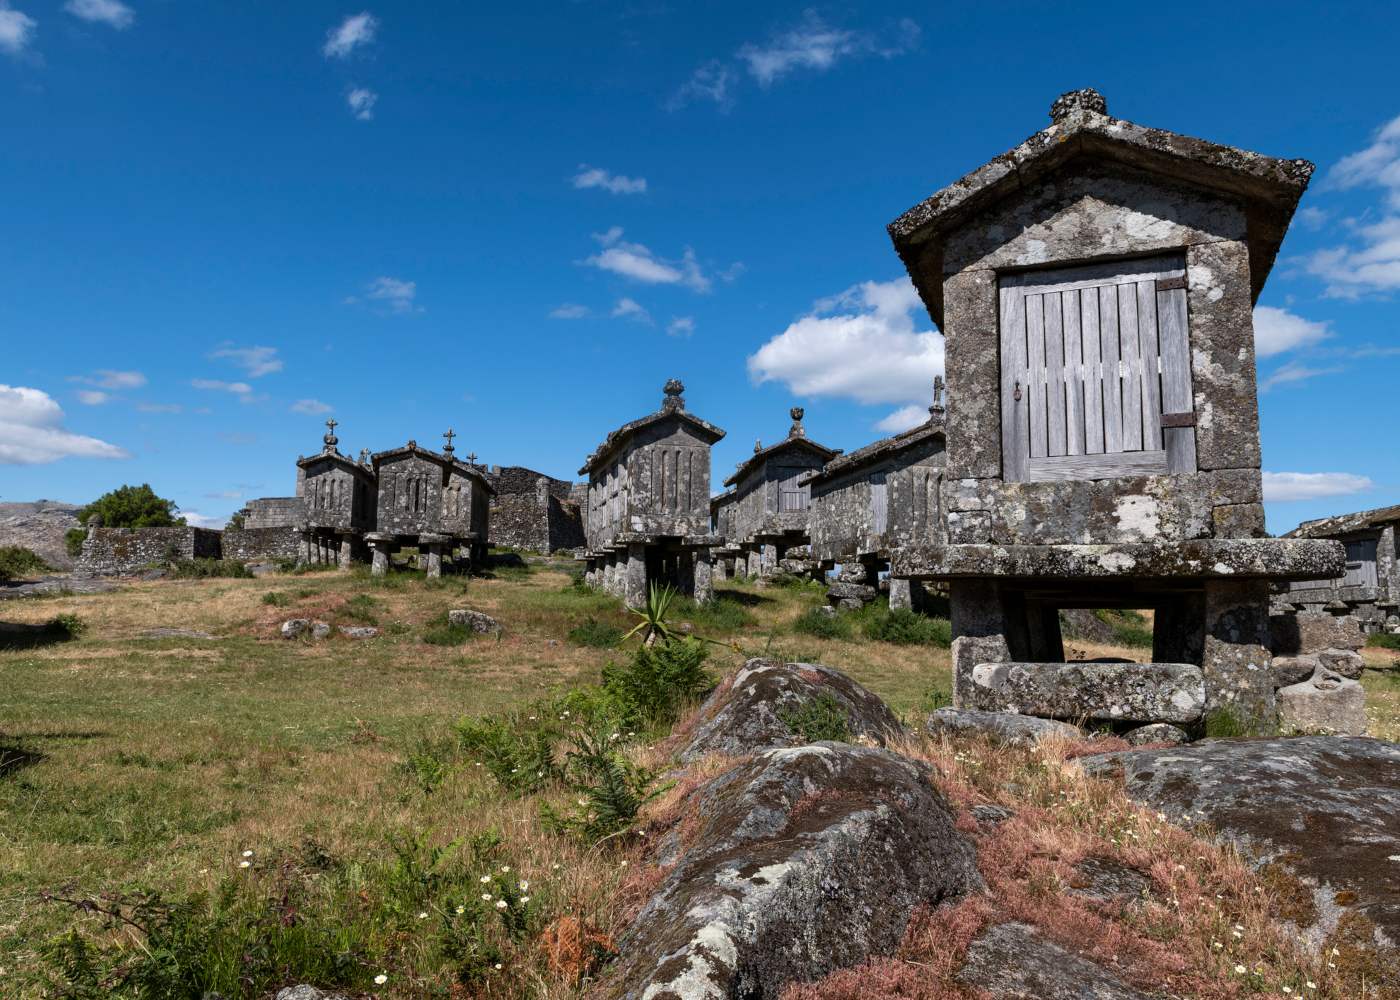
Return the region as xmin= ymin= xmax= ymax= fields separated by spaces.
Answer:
xmin=1281 ymin=503 xmax=1400 ymax=634
xmin=708 ymin=488 xmax=742 ymax=581
xmin=579 ymin=379 xmax=724 ymax=605
xmin=366 ymin=430 xmax=494 ymax=577
xmin=295 ymin=420 xmax=377 ymax=567
xmin=718 ymin=408 xmax=840 ymax=582
xmin=886 ymin=88 xmax=1346 ymax=733
xmin=804 ymin=381 xmax=946 ymax=611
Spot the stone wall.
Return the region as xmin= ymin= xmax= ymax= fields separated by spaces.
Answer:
xmin=240 ymin=497 xmax=304 ymax=529
xmin=77 ymin=526 xmax=223 ymax=576
xmin=491 ymin=484 xmax=585 ymax=553
xmin=223 ymin=526 xmax=302 ymax=563
xmin=486 ymin=465 xmax=573 ymax=501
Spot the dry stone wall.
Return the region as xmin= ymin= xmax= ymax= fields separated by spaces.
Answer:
xmin=77 ymin=526 xmax=222 ymax=576
xmin=223 ymin=526 xmax=302 ymax=563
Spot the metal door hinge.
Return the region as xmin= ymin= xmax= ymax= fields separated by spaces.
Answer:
xmin=1160 ymin=411 xmax=1195 ymax=428
xmin=1156 ymin=275 xmax=1188 ymax=291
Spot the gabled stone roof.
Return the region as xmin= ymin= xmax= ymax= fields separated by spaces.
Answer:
xmin=579 ymin=381 xmax=726 ymax=476
xmin=296 ymin=448 xmax=376 ymax=481
xmin=709 ymin=487 xmax=737 ymax=514
xmin=723 ymin=435 xmax=840 ymax=488
xmin=888 ymin=88 xmax=1314 ymax=328
xmin=1286 ymin=502 xmax=1400 ymax=539
xmin=801 ymin=415 xmax=944 ymax=488
xmin=371 ymin=443 xmax=496 ymax=494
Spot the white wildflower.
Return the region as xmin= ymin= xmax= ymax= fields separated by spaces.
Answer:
xmin=374 ymin=973 xmax=388 ymax=985
xmin=495 ymin=899 xmax=508 ymax=909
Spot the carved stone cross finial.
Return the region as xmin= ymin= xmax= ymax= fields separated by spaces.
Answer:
xmin=930 ymin=375 xmax=946 ymax=417
xmin=1049 ymin=87 xmax=1107 ymax=123
xmin=443 ymin=428 xmax=456 ymax=454
xmin=788 ymin=406 xmax=806 ymax=438
xmin=467 ymin=451 xmax=478 ymax=465
xmin=662 ymin=378 xmax=686 ymax=412
xmin=322 ymin=417 xmax=339 ymax=453
xmin=754 ymin=438 xmax=763 ymax=454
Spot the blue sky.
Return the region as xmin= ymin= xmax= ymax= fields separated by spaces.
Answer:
xmin=2 ymin=1 xmax=1397 ymax=534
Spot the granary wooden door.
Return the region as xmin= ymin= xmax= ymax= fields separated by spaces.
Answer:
xmin=999 ymin=254 xmax=1196 ymax=482
xmin=776 ymin=467 xmax=808 ymax=512
xmin=1343 ymin=538 xmax=1379 ymax=587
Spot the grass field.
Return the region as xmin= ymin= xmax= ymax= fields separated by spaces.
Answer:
xmin=2 ymin=561 xmax=1397 ymax=998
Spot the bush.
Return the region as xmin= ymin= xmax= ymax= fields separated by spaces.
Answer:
xmin=861 ymin=607 xmax=952 ymax=646
xmin=340 ymin=593 xmax=380 ymax=625
xmin=777 ymin=692 xmax=851 ymax=742
xmin=455 ymin=716 xmax=560 ymax=796
xmin=422 ymin=616 xmax=474 ymax=646
xmin=541 ymin=724 xmax=668 ymax=843
xmin=51 ymin=613 xmax=87 ymax=639
xmin=1094 ymin=609 xmax=1154 ymax=649
xmin=65 ymin=528 xmax=88 ymax=558
xmin=78 ymin=484 xmax=184 ymax=529
xmin=1366 ymin=632 xmax=1400 ymax=651
xmin=600 ymin=637 xmax=712 ymax=729
xmin=261 ymin=591 xmax=291 ymax=607
xmin=0 ymin=545 xmax=49 ymax=582
xmin=568 ymin=617 xmax=624 ymax=648
xmin=169 ymin=559 xmax=253 ymax=579
xmin=791 ymin=606 xmax=851 ymax=640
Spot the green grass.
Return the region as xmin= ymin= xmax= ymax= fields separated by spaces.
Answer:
xmin=856 ymin=603 xmax=953 ymax=647
xmin=568 ymin=617 xmax=624 ymax=648
xmin=169 ymin=558 xmax=254 ymax=579
xmin=777 ymin=691 xmax=851 ymax=742
xmin=1094 ymin=608 xmax=1154 ymax=649
xmin=791 ymin=606 xmax=852 ymax=640
xmin=1366 ymin=632 xmax=1400 ymax=651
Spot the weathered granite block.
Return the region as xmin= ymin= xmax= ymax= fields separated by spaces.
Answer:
xmin=965 ymin=660 xmax=1206 ymax=724
xmin=1212 ymin=503 xmax=1266 ymax=539
xmin=948 ymin=510 xmax=991 ymax=544
xmin=1277 ymin=669 xmax=1368 ymax=736
xmin=1203 ymin=579 xmax=1275 ymax=726
xmin=1187 ymin=240 xmax=1261 ymax=472
xmin=1271 ymin=610 xmax=1366 ymax=654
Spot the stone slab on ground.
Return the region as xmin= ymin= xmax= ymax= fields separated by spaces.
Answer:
xmin=678 ymin=659 xmax=905 ymax=763
xmin=1277 ymin=670 xmax=1368 ymax=736
xmin=0 ymin=576 xmax=119 ymax=601
xmin=957 ymin=922 xmax=1159 ymax=999
xmin=1123 ymin=723 xmax=1189 ymax=746
xmin=447 ymin=608 xmax=501 ymax=634
xmin=1082 ymin=736 xmax=1400 ymax=948
xmin=967 ymin=661 xmax=1206 ymax=724
xmin=602 ymin=743 xmax=981 ymax=1000
xmin=923 ymin=707 xmax=1083 ymax=747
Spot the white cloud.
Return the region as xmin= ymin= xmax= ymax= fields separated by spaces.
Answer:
xmin=612 ymin=297 xmax=652 ymax=324
xmin=748 ymin=277 xmax=943 ymax=407
xmin=64 ymin=0 xmax=133 ymax=29
xmin=582 ymin=227 xmax=710 ymax=292
xmin=667 ymin=60 xmax=733 ymax=111
xmin=1305 ymin=114 xmax=1400 ymax=297
xmin=191 ymin=378 xmax=253 ymax=395
xmin=1259 ymin=361 xmax=1343 ymax=392
xmin=291 ymin=398 xmax=333 ymax=415
xmin=323 ymin=11 xmax=376 ymax=58
xmin=0 ymin=384 xmax=129 ymax=464
xmin=76 ymin=390 xmax=110 ymax=405
xmin=181 ymin=510 xmax=227 ymax=529
xmin=210 ymin=344 xmax=282 ymax=378
xmin=573 ymin=165 xmax=646 ymax=195
xmin=137 ymin=402 xmax=181 ymax=414
xmin=204 ymin=490 xmax=243 ymax=500
xmin=874 ymin=404 xmax=929 ymax=433
xmin=667 ymin=316 xmax=695 ymax=338
xmin=1262 ymin=471 xmax=1375 ymax=503
xmin=1252 ymin=305 xmax=1331 ymax=357
xmin=70 ymin=369 xmax=147 ymax=390
xmin=738 ymin=11 xmax=919 ymax=86
xmin=0 ymin=4 xmax=37 ymax=56
xmin=347 ymin=87 xmax=377 ymax=121
xmin=361 ymin=275 xmax=418 ymax=314
xmin=549 ymin=303 xmax=589 ymax=319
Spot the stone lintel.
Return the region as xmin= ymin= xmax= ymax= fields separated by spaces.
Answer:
xmin=891 ymin=538 xmax=1344 ymax=582
xmin=417 ymin=533 xmax=451 ymax=544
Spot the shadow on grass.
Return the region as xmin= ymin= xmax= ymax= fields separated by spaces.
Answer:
xmin=0 ymin=621 xmax=80 ymax=652
xmin=713 ymin=587 xmax=776 ymax=607
xmin=0 ymin=744 xmax=45 ymax=779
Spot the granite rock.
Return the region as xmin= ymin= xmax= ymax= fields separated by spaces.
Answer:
xmin=966 ymin=661 xmax=1206 ymax=724
xmin=1123 ymin=722 xmax=1190 ymax=746
xmin=924 ymin=707 xmax=1083 ymax=747
xmin=1277 ymin=669 xmax=1368 ymax=736
xmin=957 ymin=922 xmax=1157 ymax=999
xmin=447 ymin=608 xmax=501 ymax=634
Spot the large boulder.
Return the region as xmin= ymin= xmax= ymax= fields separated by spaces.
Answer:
xmin=678 ymin=660 xmax=904 ymax=762
xmin=966 ymin=661 xmax=1205 ymax=724
xmin=447 ymin=608 xmax=501 ymax=635
xmin=602 ymin=743 xmax=981 ymax=1000
xmin=957 ymin=922 xmax=1157 ymax=1000
xmin=1316 ymin=647 xmax=1366 ymax=680
xmin=1277 ymin=668 xmax=1368 ymax=736
xmin=1271 ymin=611 xmax=1365 ymax=654
xmin=1082 ymin=737 xmax=1400 ymax=948
xmin=923 ymin=707 xmax=1083 ymax=747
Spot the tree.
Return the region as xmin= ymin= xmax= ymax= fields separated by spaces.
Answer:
xmin=78 ymin=484 xmax=184 ymax=529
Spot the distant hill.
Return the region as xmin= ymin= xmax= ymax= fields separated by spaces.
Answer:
xmin=0 ymin=500 xmax=83 ymax=571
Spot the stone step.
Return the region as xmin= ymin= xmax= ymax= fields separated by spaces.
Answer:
xmin=967 ymin=661 xmax=1206 ymax=724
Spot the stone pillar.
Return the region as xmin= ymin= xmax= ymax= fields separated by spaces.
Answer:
xmin=760 ymin=542 xmax=779 ymax=576
xmin=733 ymin=552 xmax=747 ymax=580
xmin=712 ymin=552 xmax=729 ymax=582
xmin=1379 ymin=524 xmax=1398 ymax=607
xmin=693 ymin=548 xmax=713 ymax=603
xmin=338 ymin=535 xmax=354 ymax=570
xmin=1202 ymin=579 xmax=1276 ymax=730
xmin=949 ymin=578 xmax=1011 ymax=710
xmin=747 ymin=549 xmax=762 ymax=578
xmin=624 ymin=543 xmax=648 ymax=608
xmin=425 ymin=544 xmax=442 ymax=579
xmin=301 ymin=532 xmax=314 ymax=566
xmin=889 ymin=577 xmax=913 ymax=611
xmin=369 ymin=540 xmax=390 ymax=577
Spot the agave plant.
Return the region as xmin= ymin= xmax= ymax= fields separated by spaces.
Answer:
xmin=621 ymin=583 xmax=679 ymax=647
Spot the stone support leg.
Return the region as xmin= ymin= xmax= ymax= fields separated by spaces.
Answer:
xmin=425 ymin=544 xmax=442 ymax=579
xmin=624 ymin=543 xmax=648 ymax=608
xmin=760 ymin=543 xmax=779 ymax=576
xmin=889 ymin=577 xmax=913 ymax=611
xmin=370 ymin=543 xmax=389 ymax=577
xmin=712 ymin=553 xmax=729 ymax=582
xmin=950 ymin=578 xmax=1011 ymax=710
xmin=1202 ymin=579 xmax=1276 ymax=730
xmin=339 ymin=535 xmax=354 ymax=571
xmin=747 ymin=550 xmax=762 ymax=578
xmin=733 ymin=553 xmax=747 ymax=580
xmin=693 ymin=548 xmax=713 ymax=604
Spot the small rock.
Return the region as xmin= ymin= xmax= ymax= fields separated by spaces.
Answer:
xmin=310 ymin=621 xmax=332 ymax=640
xmin=678 ymin=659 xmax=905 ymax=762
xmin=275 ymin=987 xmax=348 ymax=1000
xmin=924 ymin=707 xmax=1083 ymax=747
xmin=835 ymin=598 xmax=864 ymax=611
xmin=601 ymin=743 xmax=981 ymax=1000
xmin=1316 ymin=647 xmax=1365 ymax=680
xmin=280 ymin=618 xmax=310 ymax=639
xmin=447 ymin=608 xmax=501 ymax=634
xmin=971 ymin=803 xmax=1016 ymax=826
xmin=958 ymin=922 xmax=1155 ymax=999
xmin=814 ymin=605 xmax=837 ymax=618
xmin=1277 ymin=668 xmax=1368 ymax=736
xmin=1272 ymin=654 xmax=1320 ymax=688
xmin=1068 ymin=856 xmax=1154 ymax=904
xmin=1123 ymin=722 xmax=1189 ymax=746
xmin=337 ymin=625 xmax=379 ymax=639
xmin=826 ymin=580 xmax=876 ymax=602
